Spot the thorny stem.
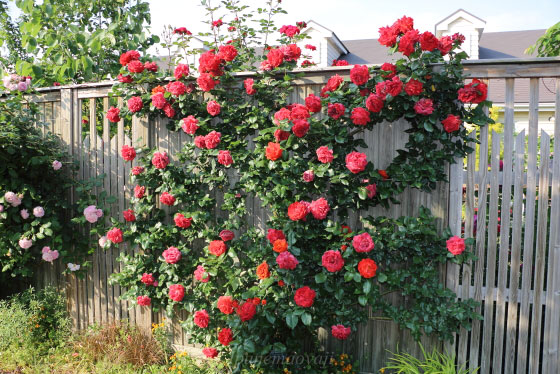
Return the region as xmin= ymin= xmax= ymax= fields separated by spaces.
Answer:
xmin=262 ymin=0 xmax=274 ymax=52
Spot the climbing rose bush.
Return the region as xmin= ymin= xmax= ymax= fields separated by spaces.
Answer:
xmin=107 ymin=3 xmax=488 ymax=372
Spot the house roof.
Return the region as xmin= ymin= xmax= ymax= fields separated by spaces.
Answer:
xmin=338 ymin=29 xmax=555 ymax=104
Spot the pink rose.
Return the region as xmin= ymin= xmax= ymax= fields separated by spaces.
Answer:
xmin=316 ymin=146 xmax=333 ymax=163
xmin=446 ymin=236 xmax=465 ymax=255
xmin=137 ymin=296 xmax=151 ymax=306
xmin=33 ymin=206 xmax=45 ymax=218
xmin=303 ymin=170 xmax=315 ymax=182
xmin=414 ymin=98 xmax=434 ymax=115
xmin=52 ymin=160 xmax=62 ymax=170
xmin=310 ymin=198 xmax=330 ymax=220
xmin=169 ymin=284 xmax=185 ymax=302
xmin=331 ymin=325 xmax=351 ymax=340
xmin=20 ymin=209 xmax=29 ymax=219
xmin=352 ymin=232 xmax=375 ymax=253
xmin=19 ymin=238 xmax=33 ymax=249
xmin=194 ymin=265 xmax=210 ymax=283
xmin=162 ymin=246 xmax=182 ymax=264
xmin=84 ymin=205 xmax=103 ymax=223
xmin=276 ymin=251 xmax=299 ymax=270
xmin=219 ymin=230 xmax=235 ymax=242
xmin=345 ymin=152 xmax=367 ymax=174
xmin=41 ymin=247 xmax=59 ymax=262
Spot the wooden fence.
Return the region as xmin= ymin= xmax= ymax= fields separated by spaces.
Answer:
xmin=29 ymin=58 xmax=560 ymax=373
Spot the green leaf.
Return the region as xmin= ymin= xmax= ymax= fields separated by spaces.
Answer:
xmin=358 ymin=295 xmax=368 ymax=306
xmin=285 ymin=313 xmax=298 ymax=329
xmin=243 ymin=339 xmax=256 ymax=353
xmin=363 ymin=280 xmax=372 ymax=294
xmin=301 ymin=312 xmax=312 ymax=326
xmin=377 ymin=273 xmax=387 ymax=283
xmin=315 ymin=272 xmax=327 ymax=284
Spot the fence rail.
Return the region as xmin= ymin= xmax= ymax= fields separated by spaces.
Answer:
xmin=28 ymin=58 xmax=560 ymax=373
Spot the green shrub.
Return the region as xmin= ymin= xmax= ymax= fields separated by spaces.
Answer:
xmin=382 ymin=344 xmax=477 ymax=373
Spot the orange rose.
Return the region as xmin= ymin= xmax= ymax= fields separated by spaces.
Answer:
xmin=256 ymin=261 xmax=270 ymax=279
xmin=358 ymin=258 xmax=378 ymax=278
xmin=273 ymin=239 xmax=288 ymax=253
xmin=265 ymin=142 xmax=283 ymax=161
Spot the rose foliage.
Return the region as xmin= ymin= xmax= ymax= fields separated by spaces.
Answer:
xmin=106 ymin=4 xmax=489 ymax=372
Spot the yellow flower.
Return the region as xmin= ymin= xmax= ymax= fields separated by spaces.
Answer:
xmin=379 ymin=369 xmax=386 ymax=373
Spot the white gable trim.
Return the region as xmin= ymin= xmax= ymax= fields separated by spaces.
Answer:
xmin=304 ymin=20 xmax=349 ymax=55
xmin=435 ymin=9 xmax=486 ymax=38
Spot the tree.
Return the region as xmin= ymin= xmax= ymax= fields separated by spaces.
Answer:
xmin=2 ymin=0 xmax=159 ymax=85
xmin=526 ymin=21 xmax=560 ymax=57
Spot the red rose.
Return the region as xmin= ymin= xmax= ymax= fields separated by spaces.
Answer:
xmin=127 ymin=96 xmax=143 ymax=113
xmin=267 ymin=48 xmax=284 ymax=68
xmin=310 ymin=197 xmax=330 ymax=220
xmin=121 ymin=145 xmax=136 ymax=161
xmin=181 ymin=115 xmax=199 ymax=134
xmin=132 ymin=166 xmax=144 ymax=176
xmin=141 ymin=273 xmax=155 ymax=286
xmin=194 ymin=265 xmax=210 ymax=283
xmin=305 ymin=44 xmax=316 ymax=50
xmin=168 ymin=284 xmax=185 ymax=302
xmin=322 ymin=250 xmax=344 ymax=272
xmin=292 ymin=119 xmax=309 ymax=138
xmin=209 ymin=240 xmax=227 ymax=256
xmin=332 ymin=59 xmax=349 ymax=66
xmin=256 ymin=261 xmax=270 ymax=279
xmin=378 ymin=25 xmax=398 ymax=47
xmin=274 ymin=129 xmax=290 ymax=142
xmin=174 ymin=213 xmax=192 ymax=229
xmin=393 ymin=16 xmax=414 ymax=34
xmin=237 ymin=300 xmax=256 ymax=322
xmin=202 ymin=348 xmax=218 ymax=359
xmin=122 ymin=209 xmax=135 ymax=222
xmin=267 ymin=229 xmax=285 ymax=244
xmin=162 ymin=246 xmax=182 ymax=264
xmin=128 ymin=60 xmax=145 ymax=74
xmin=276 ymin=251 xmax=299 ymax=270
xmin=419 ymin=31 xmax=438 ymax=52
xmin=167 ymin=81 xmax=186 ymax=96
xmin=274 ymin=108 xmax=292 ymax=126
xmin=353 ymin=232 xmax=374 ymax=252
xmin=446 ymin=236 xmax=465 ymax=255
xmin=316 ymin=146 xmax=333 ymax=163
xmin=327 ymin=103 xmax=345 ymax=119
xmin=365 ymin=183 xmax=377 ymax=198
xmin=279 ymin=25 xmax=300 ymax=38
xmin=144 ymin=61 xmax=158 ymax=72
xmin=288 ymin=201 xmax=308 ymax=221
xmin=219 ymin=230 xmax=235 ymax=242
xmin=294 ymin=286 xmax=315 ymax=308
xmin=151 ymin=92 xmax=167 ymax=109
xmin=119 ymin=50 xmax=140 ymax=66
xmin=134 ymin=185 xmax=145 ymax=199
xmin=398 ymin=29 xmax=420 ymax=56
xmin=174 ymin=64 xmax=190 ymax=79
xmin=366 ymin=94 xmax=384 ymax=113
xmin=118 ymin=74 xmax=133 ymax=83
xmin=218 ymin=328 xmax=233 ymax=346
xmin=193 ymin=310 xmax=209 ymax=328
xmin=217 ymin=296 xmax=235 ymax=314
xmin=107 ymin=228 xmax=123 ymax=244
xmin=281 ymin=44 xmax=301 ymax=61
xmin=205 ymin=131 xmax=222 ymax=149
xmin=458 ymin=79 xmax=487 ymax=104
xmin=218 ymin=44 xmax=238 ymax=61
xmin=303 ymin=170 xmax=315 ymax=182
xmin=351 ymin=107 xmax=370 ymax=125
xmin=380 ymin=63 xmax=397 ymax=78
xmin=207 ymin=100 xmax=221 ymax=116
xmin=218 ymin=150 xmax=233 ymax=166
xmin=290 ymin=104 xmax=310 ymax=120
xmin=152 ymin=151 xmax=169 ymax=169
xmin=350 ymin=65 xmax=370 ymax=86
xmin=266 ymin=142 xmax=283 ymax=161
xmin=438 ymin=36 xmax=453 ymax=55
xmin=331 ymin=324 xmax=351 ymax=340
xmin=194 ymin=136 xmax=206 ymax=149
xmin=442 ymin=114 xmax=462 ymax=133
xmin=160 ymin=192 xmax=176 ymax=206
xmin=345 ymin=152 xmax=367 ymax=174
xmin=376 ymin=76 xmax=402 ymax=99
xmin=414 ymin=98 xmax=434 ymax=115
xmin=305 ymin=94 xmax=322 ymax=113
xmin=212 ymin=19 xmax=223 ymax=28
xmin=358 ymin=258 xmax=377 ymax=278
xmin=106 ymin=107 xmax=120 ymax=123
xmin=137 ymin=296 xmax=151 ymax=306
xmin=244 ymin=78 xmax=256 ymax=95
xmin=404 ymin=79 xmax=423 ymax=96
xmin=360 ymin=88 xmax=371 ymax=97
xmin=199 ymin=51 xmax=223 ymax=76
xmin=197 ymin=73 xmax=219 ymax=92
xmin=163 ymin=103 xmax=175 ymax=118
xmin=324 ymin=74 xmax=344 ymax=93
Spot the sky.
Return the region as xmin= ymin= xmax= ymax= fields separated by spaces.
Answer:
xmin=146 ymin=0 xmax=560 ymax=42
